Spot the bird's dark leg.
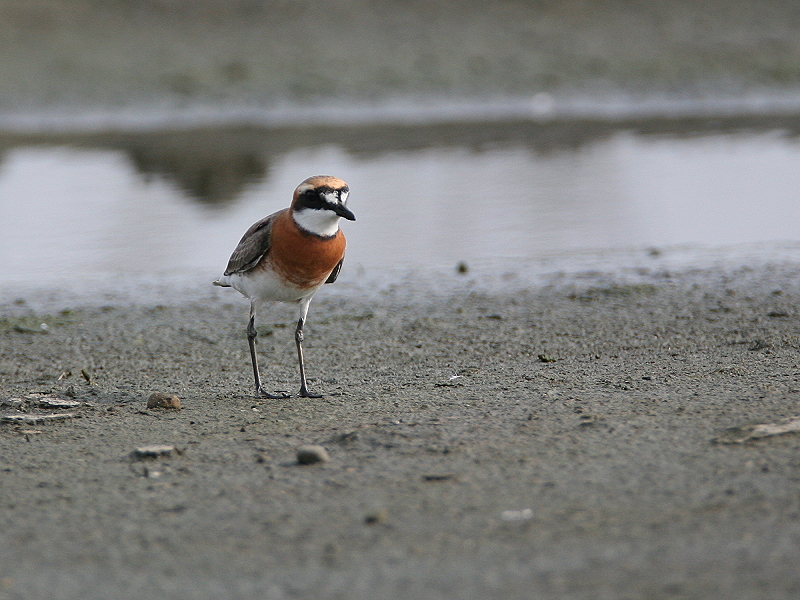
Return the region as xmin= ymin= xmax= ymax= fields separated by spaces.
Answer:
xmin=247 ymin=305 xmax=289 ymax=399
xmin=246 ymin=313 xmax=262 ymax=390
xmin=295 ymin=317 xmax=322 ymax=398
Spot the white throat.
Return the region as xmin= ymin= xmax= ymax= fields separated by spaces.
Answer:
xmin=292 ymin=208 xmax=341 ymax=237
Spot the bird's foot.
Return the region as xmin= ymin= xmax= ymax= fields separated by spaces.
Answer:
xmin=256 ymin=387 xmax=291 ymax=399
xmin=299 ymin=386 xmax=323 ymax=399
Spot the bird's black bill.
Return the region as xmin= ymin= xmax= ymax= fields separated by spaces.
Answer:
xmin=334 ymin=205 xmax=356 ymax=221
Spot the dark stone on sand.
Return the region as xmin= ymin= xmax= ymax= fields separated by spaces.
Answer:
xmin=297 ymin=445 xmax=330 ymax=465
xmin=146 ymin=392 xmax=181 ymax=410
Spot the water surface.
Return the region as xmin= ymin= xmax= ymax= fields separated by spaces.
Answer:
xmin=1 ymin=117 xmax=799 ymax=302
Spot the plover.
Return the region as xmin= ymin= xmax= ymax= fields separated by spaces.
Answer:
xmin=214 ymin=175 xmax=355 ymax=398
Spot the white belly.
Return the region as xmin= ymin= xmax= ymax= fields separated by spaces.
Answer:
xmin=222 ymin=269 xmax=321 ymax=306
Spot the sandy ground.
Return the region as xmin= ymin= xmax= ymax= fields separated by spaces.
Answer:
xmin=1 ymin=262 xmax=800 ymax=599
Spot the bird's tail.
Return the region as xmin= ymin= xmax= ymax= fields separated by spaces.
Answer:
xmin=212 ymin=278 xmax=231 ymax=287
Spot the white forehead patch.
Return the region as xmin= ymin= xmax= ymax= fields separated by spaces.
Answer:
xmin=321 ymin=190 xmax=348 ymax=205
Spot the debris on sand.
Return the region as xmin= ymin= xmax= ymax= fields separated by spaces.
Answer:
xmin=34 ymin=395 xmax=81 ymax=409
xmin=1 ymin=413 xmax=75 ymax=425
xmin=4 ymin=393 xmax=80 ymax=409
xmin=134 ymin=445 xmax=178 ymax=459
xmin=713 ymin=416 xmax=800 ymax=444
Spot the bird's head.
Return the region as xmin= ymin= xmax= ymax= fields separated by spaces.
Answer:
xmin=291 ymin=175 xmax=355 ymax=237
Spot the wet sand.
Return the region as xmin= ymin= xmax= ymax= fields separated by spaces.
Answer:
xmin=2 ymin=262 xmax=800 ymax=599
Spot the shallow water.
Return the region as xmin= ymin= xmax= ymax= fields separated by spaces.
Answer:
xmin=1 ymin=118 xmax=800 ymax=301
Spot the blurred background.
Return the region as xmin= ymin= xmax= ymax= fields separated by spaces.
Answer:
xmin=2 ymin=0 xmax=800 ymax=298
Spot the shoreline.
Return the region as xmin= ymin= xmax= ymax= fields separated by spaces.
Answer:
xmin=2 ymin=89 xmax=800 ymax=136
xmin=3 ymin=241 xmax=800 ymax=310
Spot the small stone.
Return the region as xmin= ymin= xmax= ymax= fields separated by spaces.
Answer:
xmin=364 ymin=509 xmax=388 ymax=525
xmin=146 ymin=392 xmax=181 ymax=410
xmin=501 ymin=508 xmax=533 ymax=522
xmin=421 ymin=473 xmax=458 ymax=482
xmin=134 ymin=445 xmax=177 ymax=459
xmin=296 ymin=444 xmax=330 ymax=465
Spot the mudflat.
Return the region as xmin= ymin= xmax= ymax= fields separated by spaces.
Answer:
xmin=3 ymin=1 xmax=800 ymax=112
xmin=1 ymin=262 xmax=800 ymax=599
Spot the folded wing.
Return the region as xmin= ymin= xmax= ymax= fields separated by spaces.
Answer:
xmin=224 ymin=211 xmax=279 ymax=275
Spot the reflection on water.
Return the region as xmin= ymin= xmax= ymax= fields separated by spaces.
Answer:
xmin=127 ymin=137 xmax=266 ymax=206
xmin=1 ymin=117 xmax=800 ymax=292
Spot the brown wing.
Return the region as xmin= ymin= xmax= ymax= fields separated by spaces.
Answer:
xmin=223 ymin=211 xmax=280 ymax=275
xmin=325 ymin=257 xmax=344 ymax=284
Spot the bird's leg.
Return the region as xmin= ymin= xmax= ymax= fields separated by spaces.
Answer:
xmin=246 ymin=313 xmax=262 ymax=390
xmin=247 ymin=305 xmax=289 ymax=399
xmin=295 ymin=317 xmax=322 ymax=398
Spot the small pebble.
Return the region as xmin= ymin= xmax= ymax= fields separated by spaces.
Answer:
xmin=501 ymin=508 xmax=534 ymax=522
xmin=421 ymin=473 xmax=458 ymax=482
xmin=146 ymin=392 xmax=181 ymax=410
xmin=364 ymin=509 xmax=388 ymax=525
xmin=296 ymin=444 xmax=330 ymax=465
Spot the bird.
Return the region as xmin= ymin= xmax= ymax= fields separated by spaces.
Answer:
xmin=213 ymin=175 xmax=355 ymax=398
